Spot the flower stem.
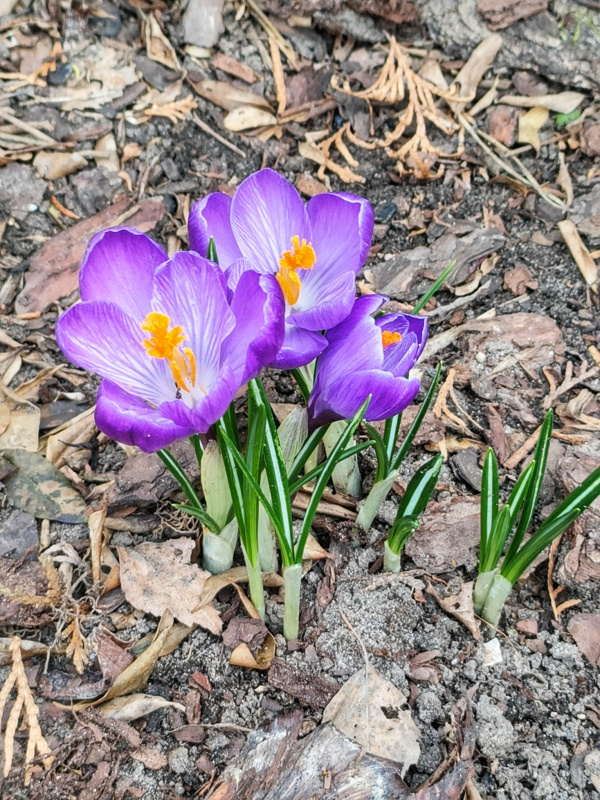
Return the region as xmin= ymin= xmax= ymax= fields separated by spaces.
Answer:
xmin=473 ymin=569 xmax=497 ymax=615
xmin=283 ymin=563 xmax=302 ymax=641
xmin=383 ymin=540 xmax=401 ymax=573
xmin=202 ymin=520 xmax=238 ymax=574
xmin=356 ymin=470 xmax=399 ymax=530
xmin=481 ymin=573 xmax=512 ymax=626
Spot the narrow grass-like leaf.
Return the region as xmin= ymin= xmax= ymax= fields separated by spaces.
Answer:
xmin=505 ymin=460 xmax=536 ymax=529
xmin=249 ymin=379 xmax=295 ymax=567
xmin=288 ymin=425 xmax=328 ymax=484
xmin=542 ymin=463 xmax=600 ymax=532
xmin=388 ymin=454 xmax=443 ymax=554
xmin=289 ymin=440 xmax=375 ymax=494
xmin=412 ymin=261 xmax=455 ymax=314
xmin=391 ymin=361 xmax=443 ymax=472
xmin=479 ymin=448 xmax=499 ymax=571
xmin=217 ymin=424 xmax=283 ymax=543
xmin=482 ymin=505 xmax=512 ymax=573
xmin=242 ymin=400 xmax=266 ymax=565
xmin=207 ymin=235 xmax=218 ymax=263
xmin=189 ymin=434 xmax=203 ymax=470
xmin=216 ymin=422 xmax=246 ymax=541
xmin=157 ymin=449 xmax=202 ymax=510
xmin=383 ymin=414 xmax=401 ymax=464
xmin=501 ymin=507 xmax=580 ymax=584
xmin=173 ymin=504 xmax=220 ymax=534
xmin=364 ymin=421 xmax=389 ymax=482
xmin=503 ymin=409 xmax=553 ymax=566
xmin=294 ymin=398 xmax=370 ymax=563
xmin=291 ymin=368 xmax=311 ymax=403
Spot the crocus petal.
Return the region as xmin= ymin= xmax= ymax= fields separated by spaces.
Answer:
xmin=225 ymin=257 xmax=273 ymax=293
xmin=268 ymin=324 xmax=327 ymax=370
xmin=290 ymin=270 xmax=356 ymax=331
xmin=188 ymin=193 xmax=243 ymax=267
xmin=79 ymin=228 xmax=167 ymax=321
xmin=306 ymin=192 xmax=374 ymax=278
xmin=55 ymin=301 xmax=174 ymax=406
xmin=162 ymin=364 xmax=240 ymax=433
xmin=377 ymin=314 xmax=428 ymax=377
xmin=96 ymin=380 xmax=196 ymax=453
xmin=223 ymin=271 xmax=285 ymax=383
xmin=231 ymin=169 xmax=311 ymax=271
xmin=309 ymin=371 xmax=421 ymax=428
xmin=152 ymin=252 xmax=236 ymax=389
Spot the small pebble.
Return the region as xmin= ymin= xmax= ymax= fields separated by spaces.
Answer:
xmin=483 ymin=638 xmax=503 ymax=667
xmin=516 ymin=618 xmax=538 ymax=636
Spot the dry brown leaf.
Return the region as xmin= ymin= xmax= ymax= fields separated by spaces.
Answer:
xmin=223 ymin=106 xmax=277 ymax=131
xmin=142 ymin=12 xmax=180 ymax=70
xmin=426 ymin=580 xmax=481 ymax=640
xmin=518 ymin=106 xmax=548 ymax=152
xmin=557 ymin=152 xmax=574 ymax=207
xmin=190 ymin=78 xmax=273 ymax=112
xmin=230 ymin=635 xmax=275 ymax=670
xmin=210 ymin=53 xmax=257 ymax=84
xmin=269 ymin=37 xmax=286 ymax=116
xmin=119 ymin=538 xmax=222 ymax=635
xmin=0 ymin=384 xmax=39 ymax=452
xmin=449 ymin=34 xmax=502 ymax=112
xmin=558 ymin=219 xmax=598 ymax=291
xmin=502 ymin=92 xmax=585 ymax=114
xmin=99 ymin=692 xmax=185 ymax=721
xmin=46 ymin=407 xmax=96 ymax=468
xmin=322 ymin=666 xmax=420 ymax=776
xmin=70 ymin=614 xmax=191 ymax=711
xmin=131 ymin=746 xmax=168 ymax=770
xmin=200 ymin=566 xmax=283 ymax=606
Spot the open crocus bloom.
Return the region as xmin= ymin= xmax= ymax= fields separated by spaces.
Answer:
xmin=307 ymin=295 xmax=428 ymax=428
xmin=188 ymin=168 xmax=374 ymax=368
xmin=55 ymin=228 xmax=284 ymax=453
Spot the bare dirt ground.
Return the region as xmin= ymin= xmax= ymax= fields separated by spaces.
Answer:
xmin=0 ymin=1 xmax=600 ymax=798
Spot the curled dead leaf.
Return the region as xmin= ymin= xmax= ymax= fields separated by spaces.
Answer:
xmin=518 ymin=106 xmax=548 ymax=152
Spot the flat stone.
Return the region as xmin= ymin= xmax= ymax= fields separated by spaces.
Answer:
xmin=0 ymin=163 xmax=45 ymax=221
xmin=182 ymin=0 xmax=224 ymax=48
xmin=0 ymin=509 xmax=38 ymax=559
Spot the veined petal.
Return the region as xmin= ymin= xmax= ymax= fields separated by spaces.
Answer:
xmin=162 ymin=364 xmax=240 ymax=433
xmin=152 ymin=252 xmax=236 ymax=389
xmin=79 ymin=228 xmax=168 ymax=321
xmin=56 ymin=301 xmax=174 ymax=406
xmin=308 ymin=370 xmax=421 ymax=428
xmin=231 ymin=169 xmax=311 ymax=271
xmin=225 ymin=257 xmax=273 ymax=293
xmin=223 ymin=271 xmax=285 ymax=383
xmin=306 ymin=192 xmax=373 ymax=278
xmin=268 ymin=324 xmax=326 ymax=369
xmin=188 ymin=193 xmax=243 ymax=267
xmin=96 ymin=380 xmax=196 ymax=453
xmin=290 ymin=270 xmax=356 ymax=331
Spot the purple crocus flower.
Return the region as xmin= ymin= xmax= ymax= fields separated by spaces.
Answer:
xmin=307 ymin=295 xmax=428 ymax=428
xmin=188 ymin=168 xmax=374 ymax=368
xmin=55 ymin=228 xmax=284 ymax=453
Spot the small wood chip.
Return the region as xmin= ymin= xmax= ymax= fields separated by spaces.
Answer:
xmin=558 ymin=219 xmax=598 ymax=291
xmin=211 ymin=53 xmax=257 ymax=84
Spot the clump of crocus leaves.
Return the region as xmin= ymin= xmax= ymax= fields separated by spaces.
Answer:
xmin=56 ymin=169 xmax=437 ymax=640
xmin=55 ymin=167 xmax=600 ymax=642
xmin=474 ymin=409 xmax=600 ymax=626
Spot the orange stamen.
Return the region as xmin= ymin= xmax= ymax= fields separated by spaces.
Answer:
xmin=276 ymin=235 xmax=316 ymax=306
xmin=141 ymin=311 xmax=196 ymax=393
xmin=382 ymin=330 xmax=402 ymax=348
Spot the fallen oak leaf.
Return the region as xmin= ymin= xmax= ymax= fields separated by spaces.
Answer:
xmin=426 ymin=580 xmax=481 ymax=640
xmin=99 ymin=692 xmax=185 ymax=722
xmin=119 ymin=538 xmax=222 ymax=635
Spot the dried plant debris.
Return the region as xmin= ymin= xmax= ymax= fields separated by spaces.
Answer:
xmin=0 ymin=637 xmax=54 ymax=786
xmin=330 ymin=37 xmax=462 ymax=175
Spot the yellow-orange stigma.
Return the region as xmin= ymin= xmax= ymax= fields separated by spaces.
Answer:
xmin=382 ymin=330 xmax=402 ymax=348
xmin=141 ymin=311 xmax=197 ymax=394
xmin=276 ymin=235 xmax=316 ymax=306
